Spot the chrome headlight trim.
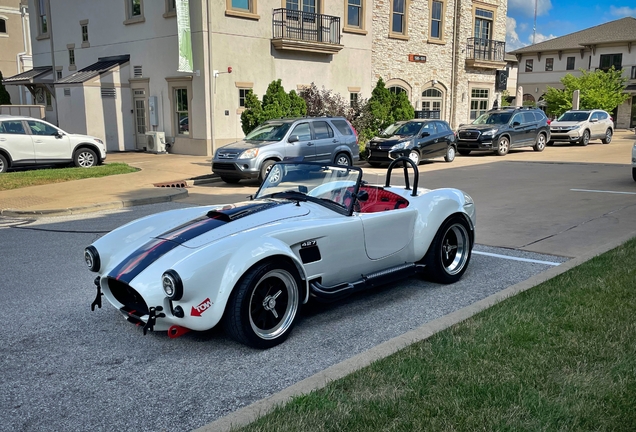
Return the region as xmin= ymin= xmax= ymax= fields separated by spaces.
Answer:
xmin=239 ymin=148 xmax=259 ymax=159
xmin=162 ymin=270 xmax=183 ymax=301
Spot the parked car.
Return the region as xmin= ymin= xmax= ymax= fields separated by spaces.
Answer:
xmin=632 ymin=143 xmax=636 ymax=182
xmin=455 ymin=107 xmax=550 ymax=156
xmin=366 ymin=119 xmax=457 ymax=166
xmin=212 ymin=117 xmax=359 ymax=184
xmin=84 ymin=159 xmax=475 ymax=349
xmin=0 ymin=115 xmax=107 ymax=173
xmin=548 ymin=109 xmax=614 ymax=146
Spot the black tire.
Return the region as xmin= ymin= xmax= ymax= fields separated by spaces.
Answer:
xmin=223 ymin=260 xmax=301 ymax=349
xmin=579 ymin=130 xmax=590 ymax=146
xmin=601 ymin=129 xmax=613 ymax=144
xmin=408 ymin=149 xmax=420 ymax=166
xmin=259 ymin=160 xmax=281 ymax=184
xmin=458 ymin=150 xmax=472 ymax=156
xmin=335 ymin=153 xmax=352 ymax=166
xmin=547 ymin=140 xmax=554 ymax=146
xmin=368 ymin=161 xmax=382 ymax=168
xmin=496 ymin=136 xmax=510 ymax=156
xmin=221 ymin=177 xmax=241 ymax=184
xmin=444 ymin=145 xmax=456 ymax=162
xmin=74 ymin=148 xmax=98 ymax=168
xmin=422 ymin=215 xmax=472 ymax=284
xmin=0 ymin=154 xmax=7 ymax=173
xmin=533 ymin=133 xmax=546 ymax=152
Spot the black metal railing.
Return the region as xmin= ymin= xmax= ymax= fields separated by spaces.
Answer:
xmin=466 ymin=37 xmax=505 ymax=62
xmin=272 ymin=8 xmax=341 ymax=45
xmin=415 ymin=110 xmax=441 ymax=119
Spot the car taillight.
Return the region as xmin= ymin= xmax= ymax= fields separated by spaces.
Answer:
xmin=610 ymin=116 xmax=614 ymax=122
xmin=346 ymin=119 xmax=358 ymax=144
xmin=547 ymin=119 xmax=552 ymax=125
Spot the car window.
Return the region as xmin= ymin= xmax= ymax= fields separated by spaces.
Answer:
xmin=473 ymin=112 xmax=513 ymax=124
xmin=330 ymin=119 xmax=353 ymax=136
xmin=436 ymin=121 xmax=450 ymax=132
xmin=244 ymin=123 xmax=292 ymax=141
xmin=590 ymin=112 xmax=599 ymax=121
xmin=522 ymin=112 xmax=536 ymax=123
xmin=27 ymin=120 xmax=59 ymax=136
xmin=511 ymin=113 xmax=523 ymax=124
xmin=534 ymin=110 xmax=547 ymax=121
xmin=312 ymin=121 xmax=334 ymax=139
xmin=421 ymin=122 xmax=437 ymax=134
xmin=394 ymin=122 xmax=425 ymax=136
xmin=0 ymin=121 xmax=27 ymax=135
xmin=598 ymin=112 xmax=608 ymax=120
xmin=291 ymin=123 xmax=312 ymax=141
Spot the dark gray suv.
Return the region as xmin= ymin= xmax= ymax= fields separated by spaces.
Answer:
xmin=212 ymin=117 xmax=359 ymax=184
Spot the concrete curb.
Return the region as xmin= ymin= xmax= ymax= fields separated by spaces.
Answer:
xmin=194 ymin=229 xmax=636 ymax=432
xmin=0 ymin=189 xmax=188 ymax=218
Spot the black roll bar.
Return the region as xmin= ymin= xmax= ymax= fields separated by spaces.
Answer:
xmin=385 ymin=157 xmax=419 ymax=197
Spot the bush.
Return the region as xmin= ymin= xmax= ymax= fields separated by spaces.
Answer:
xmin=0 ymin=71 xmax=11 ymax=105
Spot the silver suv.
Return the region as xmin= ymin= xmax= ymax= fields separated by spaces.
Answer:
xmin=549 ymin=109 xmax=614 ymax=146
xmin=212 ymin=117 xmax=359 ymax=184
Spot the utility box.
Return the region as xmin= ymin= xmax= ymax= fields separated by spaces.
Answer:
xmin=148 ymin=96 xmax=158 ymax=126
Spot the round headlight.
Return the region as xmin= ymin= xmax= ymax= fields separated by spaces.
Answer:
xmin=84 ymin=246 xmax=100 ymax=272
xmin=162 ymin=270 xmax=183 ymax=301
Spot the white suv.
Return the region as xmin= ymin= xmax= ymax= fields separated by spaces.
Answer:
xmin=548 ymin=109 xmax=614 ymax=146
xmin=0 ymin=115 xmax=107 ymax=173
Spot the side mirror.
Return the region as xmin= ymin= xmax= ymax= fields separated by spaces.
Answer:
xmin=55 ymin=131 xmax=64 ymax=138
xmin=513 ymin=121 xmax=521 ymax=127
xmin=420 ymin=131 xmax=430 ymax=137
xmin=288 ymin=135 xmax=299 ymax=143
xmin=355 ymin=190 xmax=369 ymax=202
xmin=590 ymin=118 xmax=598 ymax=123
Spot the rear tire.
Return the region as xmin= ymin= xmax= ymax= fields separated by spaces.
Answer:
xmin=223 ymin=260 xmax=301 ymax=349
xmin=533 ymin=133 xmax=546 ymax=152
xmin=579 ymin=130 xmax=590 ymax=146
xmin=458 ymin=150 xmax=471 ymax=156
xmin=221 ymin=177 xmax=241 ymax=184
xmin=0 ymin=154 xmax=7 ymax=173
xmin=601 ymin=129 xmax=612 ymax=144
xmin=74 ymin=148 xmax=98 ymax=168
xmin=444 ymin=145 xmax=456 ymax=162
xmin=422 ymin=215 xmax=472 ymax=284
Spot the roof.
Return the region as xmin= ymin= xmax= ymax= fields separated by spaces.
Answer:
xmin=504 ymin=53 xmax=518 ymax=63
xmin=57 ymin=55 xmax=130 ymax=84
xmin=2 ymin=66 xmax=53 ymax=84
xmin=510 ymin=17 xmax=636 ymax=54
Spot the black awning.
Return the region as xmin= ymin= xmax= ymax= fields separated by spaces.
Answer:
xmin=2 ymin=66 xmax=53 ymax=85
xmin=57 ymin=55 xmax=130 ymax=84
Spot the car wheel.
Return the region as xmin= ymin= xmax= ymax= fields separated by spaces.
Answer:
xmin=444 ymin=145 xmax=456 ymax=162
xmin=74 ymin=148 xmax=98 ymax=168
xmin=223 ymin=260 xmax=301 ymax=349
xmin=533 ymin=133 xmax=546 ymax=152
xmin=422 ymin=215 xmax=472 ymax=284
xmin=496 ymin=136 xmax=510 ymax=156
xmin=335 ymin=153 xmax=352 ymax=166
xmin=221 ymin=177 xmax=240 ymax=184
xmin=0 ymin=154 xmax=7 ymax=173
xmin=368 ymin=161 xmax=382 ymax=168
xmin=259 ymin=160 xmax=280 ymax=184
xmin=601 ymin=129 xmax=613 ymax=144
xmin=408 ymin=150 xmax=420 ymax=165
xmin=458 ymin=150 xmax=471 ymax=156
xmin=579 ymin=130 xmax=590 ymax=146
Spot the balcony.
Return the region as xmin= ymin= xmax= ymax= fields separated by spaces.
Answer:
xmin=272 ymin=8 xmax=343 ymax=55
xmin=465 ymin=38 xmax=506 ymax=69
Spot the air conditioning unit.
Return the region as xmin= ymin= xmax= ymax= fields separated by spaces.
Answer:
xmin=145 ymin=131 xmax=166 ymax=153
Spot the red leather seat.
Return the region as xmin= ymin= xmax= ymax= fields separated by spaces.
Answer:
xmin=358 ymin=186 xmax=409 ymax=213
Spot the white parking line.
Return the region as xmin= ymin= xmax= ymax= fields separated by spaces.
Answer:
xmin=571 ymin=188 xmax=636 ymax=195
xmin=473 ymin=251 xmax=561 ymax=266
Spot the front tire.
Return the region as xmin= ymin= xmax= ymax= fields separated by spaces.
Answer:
xmin=601 ymin=129 xmax=613 ymax=144
xmin=259 ymin=160 xmax=281 ymax=184
xmin=223 ymin=260 xmax=301 ymax=349
xmin=0 ymin=154 xmax=7 ymax=173
xmin=496 ymin=136 xmax=510 ymax=156
xmin=533 ymin=133 xmax=546 ymax=152
xmin=408 ymin=149 xmax=420 ymax=165
xmin=335 ymin=153 xmax=352 ymax=166
xmin=74 ymin=148 xmax=98 ymax=168
xmin=579 ymin=130 xmax=590 ymax=146
xmin=422 ymin=215 xmax=472 ymax=284
xmin=444 ymin=145 xmax=456 ymax=162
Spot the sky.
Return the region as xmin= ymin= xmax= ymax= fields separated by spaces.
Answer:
xmin=506 ymin=0 xmax=636 ymax=51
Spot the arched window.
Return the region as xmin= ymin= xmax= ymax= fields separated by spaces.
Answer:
xmin=388 ymin=86 xmax=406 ymax=95
xmin=522 ymin=93 xmax=536 ymax=107
xmin=420 ymin=88 xmax=443 ymax=119
xmin=0 ymin=18 xmax=7 ymax=34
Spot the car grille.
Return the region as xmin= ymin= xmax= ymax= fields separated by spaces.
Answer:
xmin=367 ymin=150 xmax=390 ymax=161
xmin=107 ymin=277 xmax=149 ymax=317
xmin=212 ymin=163 xmax=237 ymax=171
xmin=458 ymin=130 xmax=480 ymax=140
xmin=216 ymin=151 xmax=240 ymax=159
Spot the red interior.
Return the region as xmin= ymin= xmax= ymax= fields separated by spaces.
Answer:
xmin=357 ymin=186 xmax=409 ymax=213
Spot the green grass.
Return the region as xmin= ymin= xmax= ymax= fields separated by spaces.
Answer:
xmin=0 ymin=163 xmax=138 ymax=191
xmin=237 ymin=239 xmax=636 ymax=432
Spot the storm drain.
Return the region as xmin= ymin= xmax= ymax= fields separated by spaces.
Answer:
xmin=153 ymin=180 xmax=190 ymax=188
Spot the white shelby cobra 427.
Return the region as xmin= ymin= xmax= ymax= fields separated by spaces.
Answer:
xmin=85 ymin=158 xmax=476 ymax=348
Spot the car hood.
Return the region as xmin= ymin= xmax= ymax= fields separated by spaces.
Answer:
xmin=218 ymin=139 xmax=276 ymax=151
xmin=369 ymin=135 xmax=413 ymax=147
xmin=458 ymin=124 xmax=504 ymax=131
xmin=103 ymin=199 xmax=310 ymax=284
xmin=67 ymin=133 xmax=101 ymax=142
xmin=550 ymin=121 xmax=582 ymax=127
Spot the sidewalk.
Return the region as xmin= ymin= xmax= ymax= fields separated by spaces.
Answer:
xmin=1 ymin=130 xmax=634 ymax=218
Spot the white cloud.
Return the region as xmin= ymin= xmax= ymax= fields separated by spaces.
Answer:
xmin=506 ymin=17 xmax=526 ymax=51
xmin=519 ymin=22 xmax=529 ymax=32
xmin=609 ymin=6 xmax=636 ymax=17
xmin=508 ymin=0 xmax=552 ymax=18
xmin=531 ymin=32 xmax=557 ymax=44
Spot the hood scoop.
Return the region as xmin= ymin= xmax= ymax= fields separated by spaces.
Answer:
xmin=207 ymin=200 xmax=287 ymax=221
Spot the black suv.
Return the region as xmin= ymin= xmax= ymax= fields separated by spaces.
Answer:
xmin=456 ymin=107 xmax=551 ymax=156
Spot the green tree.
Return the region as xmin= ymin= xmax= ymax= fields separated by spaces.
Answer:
xmin=0 ymin=71 xmax=12 ymax=105
xmin=364 ymin=78 xmax=414 ymax=137
xmin=240 ymin=90 xmax=264 ymax=135
xmin=240 ymin=80 xmax=307 ymax=135
xmin=543 ymin=67 xmax=628 ymax=117
xmin=500 ymin=90 xmax=511 ymax=107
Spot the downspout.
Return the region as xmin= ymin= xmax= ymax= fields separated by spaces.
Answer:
xmin=48 ymin=0 xmax=58 ymax=124
xmin=16 ymin=3 xmax=29 ymax=104
xmin=206 ymin=0 xmax=216 ymax=157
xmin=449 ymin=0 xmax=460 ymax=129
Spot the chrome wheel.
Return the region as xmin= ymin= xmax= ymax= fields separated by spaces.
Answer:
xmin=580 ymin=130 xmax=590 ymax=146
xmin=534 ymin=134 xmax=546 ymax=152
xmin=445 ymin=146 xmax=456 ymax=162
xmin=267 ymin=164 xmax=282 ymax=184
xmin=602 ymin=129 xmax=612 ymax=144
xmin=336 ymin=153 xmax=352 ymax=166
xmin=440 ymin=223 xmax=470 ymax=276
xmin=496 ymin=137 xmax=509 ymax=156
xmin=0 ymin=155 xmax=6 ymax=173
xmin=408 ymin=150 xmax=420 ymax=165
xmin=75 ymin=150 xmax=97 ymax=168
xmin=248 ymin=269 xmax=299 ymax=341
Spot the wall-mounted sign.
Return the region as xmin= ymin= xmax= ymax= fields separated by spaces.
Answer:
xmin=408 ymin=54 xmax=427 ymax=63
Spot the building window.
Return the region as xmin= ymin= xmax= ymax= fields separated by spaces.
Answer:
xmin=0 ymin=18 xmax=6 ymax=34
xmin=421 ymin=88 xmax=443 ymax=119
xmin=168 ymin=0 xmax=176 ymax=12
xmin=130 ymin=0 xmax=142 ymax=16
xmin=229 ymin=0 xmax=254 ymax=13
xmin=57 ymin=71 xmax=62 ymax=80
xmin=124 ymin=0 xmax=144 ymax=24
xmin=545 ymin=58 xmax=553 ymax=71
xmin=469 ymin=88 xmax=489 ymax=120
xmin=45 ymin=91 xmax=52 ymax=108
xmin=81 ymin=24 xmax=88 ymax=43
xmin=390 ymin=0 xmax=407 ymax=36
xmin=239 ymin=88 xmax=249 ymax=107
xmin=525 ymin=59 xmax=533 ymax=72
xmin=388 ymin=86 xmax=406 ymax=95
xmin=38 ymin=0 xmax=48 ymax=36
xmin=430 ymin=1 xmax=443 ymax=40
xmin=69 ymin=49 xmax=75 ymax=66
xmin=631 ymin=66 xmax=636 ymax=79
xmin=346 ymin=0 xmax=362 ymax=29
xmin=350 ymin=92 xmax=359 ymax=107
xmin=566 ymin=56 xmax=575 ymax=70
xmin=175 ymin=88 xmax=189 ymax=136
xmin=474 ymin=8 xmax=493 ymax=40
xmin=522 ymin=94 xmax=536 ymax=106
xmin=599 ymin=53 xmax=622 ymax=71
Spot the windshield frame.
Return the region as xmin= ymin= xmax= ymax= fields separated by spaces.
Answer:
xmin=254 ymin=162 xmax=363 ymax=216
xmin=244 ymin=122 xmax=293 ymax=142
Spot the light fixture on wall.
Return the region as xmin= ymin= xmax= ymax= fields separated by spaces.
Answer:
xmin=432 ymin=80 xmax=438 ymax=86
xmin=535 ymin=87 xmax=539 ymax=93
